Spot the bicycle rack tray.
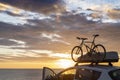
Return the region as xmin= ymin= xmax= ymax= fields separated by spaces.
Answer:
xmin=77 ymin=51 xmax=119 ymax=63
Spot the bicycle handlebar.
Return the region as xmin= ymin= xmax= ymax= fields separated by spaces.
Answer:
xmin=93 ymin=34 xmax=99 ymax=37
xmin=76 ymin=37 xmax=88 ymax=40
xmin=76 ymin=34 xmax=100 ymax=46
xmin=76 ymin=34 xmax=99 ymax=41
xmin=76 ymin=37 xmax=80 ymax=40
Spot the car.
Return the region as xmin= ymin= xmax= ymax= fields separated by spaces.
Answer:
xmin=42 ymin=64 xmax=120 ymax=80
xmin=42 ymin=52 xmax=120 ymax=80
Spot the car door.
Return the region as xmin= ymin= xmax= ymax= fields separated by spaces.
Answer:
xmin=76 ymin=68 xmax=101 ymax=80
xmin=42 ymin=67 xmax=57 ymax=80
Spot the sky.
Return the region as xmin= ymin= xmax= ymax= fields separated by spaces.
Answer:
xmin=0 ymin=0 xmax=120 ymax=69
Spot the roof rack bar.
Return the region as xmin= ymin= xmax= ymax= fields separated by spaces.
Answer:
xmin=108 ymin=62 xmax=113 ymax=66
xmin=74 ymin=62 xmax=113 ymax=66
xmin=74 ymin=62 xmax=78 ymax=66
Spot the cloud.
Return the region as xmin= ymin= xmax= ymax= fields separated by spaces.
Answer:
xmin=41 ymin=33 xmax=61 ymax=39
xmin=0 ymin=38 xmax=27 ymax=50
xmin=9 ymin=39 xmax=26 ymax=45
xmin=0 ymin=47 xmax=71 ymax=62
xmin=0 ymin=12 xmax=27 ymax=25
xmin=41 ymin=33 xmax=70 ymax=45
xmin=1 ymin=0 xmax=120 ymax=24
xmin=63 ymin=0 xmax=120 ymax=23
xmin=30 ymin=50 xmax=52 ymax=54
xmin=50 ymin=53 xmax=71 ymax=59
xmin=0 ymin=45 xmax=26 ymax=56
xmin=0 ymin=0 xmax=65 ymax=14
xmin=0 ymin=2 xmax=54 ymax=26
xmin=108 ymin=9 xmax=120 ymax=19
xmin=0 ymin=38 xmax=17 ymax=46
xmin=30 ymin=49 xmax=71 ymax=59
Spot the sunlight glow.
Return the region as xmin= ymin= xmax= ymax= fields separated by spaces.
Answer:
xmin=51 ymin=53 xmax=71 ymax=58
xmin=56 ymin=59 xmax=74 ymax=68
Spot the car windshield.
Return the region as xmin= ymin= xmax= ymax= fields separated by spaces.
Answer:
xmin=109 ymin=69 xmax=120 ymax=80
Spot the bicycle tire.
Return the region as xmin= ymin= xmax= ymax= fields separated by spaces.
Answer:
xmin=92 ymin=44 xmax=106 ymax=62
xmin=71 ymin=46 xmax=83 ymax=62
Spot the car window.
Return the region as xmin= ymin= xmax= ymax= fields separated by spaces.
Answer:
xmin=76 ymin=68 xmax=101 ymax=80
xmin=58 ymin=68 xmax=76 ymax=80
xmin=109 ymin=69 xmax=120 ymax=80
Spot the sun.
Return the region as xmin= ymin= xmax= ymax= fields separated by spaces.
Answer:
xmin=56 ymin=59 xmax=74 ymax=69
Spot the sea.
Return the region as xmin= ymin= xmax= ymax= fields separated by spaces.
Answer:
xmin=0 ymin=69 xmax=62 ymax=80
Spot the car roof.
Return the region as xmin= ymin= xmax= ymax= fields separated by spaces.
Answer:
xmin=57 ymin=64 xmax=120 ymax=75
xmin=77 ymin=65 xmax=120 ymax=72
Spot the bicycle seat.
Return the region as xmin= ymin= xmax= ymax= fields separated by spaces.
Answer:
xmin=93 ymin=34 xmax=99 ymax=37
xmin=76 ymin=37 xmax=88 ymax=40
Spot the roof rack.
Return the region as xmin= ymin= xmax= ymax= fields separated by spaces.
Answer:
xmin=74 ymin=61 xmax=114 ymax=67
xmin=74 ymin=51 xmax=119 ymax=66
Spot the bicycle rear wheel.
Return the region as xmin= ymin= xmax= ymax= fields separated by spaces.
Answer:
xmin=71 ymin=46 xmax=83 ymax=62
xmin=92 ymin=44 xmax=106 ymax=62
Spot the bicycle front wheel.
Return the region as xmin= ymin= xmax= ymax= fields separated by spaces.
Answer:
xmin=71 ymin=46 xmax=83 ymax=62
xmin=92 ymin=44 xmax=106 ymax=62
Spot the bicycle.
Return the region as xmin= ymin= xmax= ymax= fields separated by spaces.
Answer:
xmin=71 ymin=34 xmax=106 ymax=62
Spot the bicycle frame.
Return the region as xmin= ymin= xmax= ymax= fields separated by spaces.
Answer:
xmin=79 ymin=35 xmax=97 ymax=53
xmin=84 ymin=43 xmax=95 ymax=53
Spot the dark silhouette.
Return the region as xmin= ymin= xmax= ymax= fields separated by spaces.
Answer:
xmin=71 ymin=34 xmax=106 ymax=62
